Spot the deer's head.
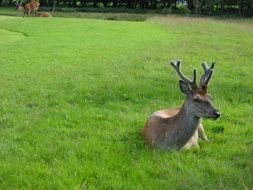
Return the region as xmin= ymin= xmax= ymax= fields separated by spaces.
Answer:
xmin=16 ymin=3 xmax=23 ymax=11
xmin=171 ymin=60 xmax=220 ymax=120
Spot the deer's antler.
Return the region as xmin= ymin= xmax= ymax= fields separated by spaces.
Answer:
xmin=170 ymin=60 xmax=197 ymax=90
xmin=200 ymin=62 xmax=215 ymax=89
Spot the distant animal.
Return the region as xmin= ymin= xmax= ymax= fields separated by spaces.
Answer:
xmin=143 ymin=60 xmax=220 ymax=151
xmin=17 ymin=0 xmax=40 ymax=17
xmin=37 ymin=12 xmax=52 ymax=17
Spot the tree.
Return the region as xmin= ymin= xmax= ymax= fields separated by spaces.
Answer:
xmin=193 ymin=0 xmax=202 ymax=14
xmin=187 ymin=0 xmax=194 ymax=10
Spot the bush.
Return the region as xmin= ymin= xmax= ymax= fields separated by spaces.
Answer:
xmin=162 ymin=7 xmax=173 ymax=15
xmin=162 ymin=5 xmax=191 ymax=15
xmin=175 ymin=5 xmax=191 ymax=15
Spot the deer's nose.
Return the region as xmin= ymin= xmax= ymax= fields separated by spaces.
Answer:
xmin=213 ymin=111 xmax=220 ymax=119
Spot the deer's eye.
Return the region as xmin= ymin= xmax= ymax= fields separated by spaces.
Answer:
xmin=194 ymin=98 xmax=201 ymax=103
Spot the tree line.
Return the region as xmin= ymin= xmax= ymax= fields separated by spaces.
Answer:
xmin=1 ymin=0 xmax=253 ymax=16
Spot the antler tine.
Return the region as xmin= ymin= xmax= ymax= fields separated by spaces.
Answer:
xmin=170 ymin=60 xmax=197 ymax=89
xmin=202 ymin=62 xmax=215 ymax=71
xmin=200 ymin=62 xmax=215 ymax=88
xmin=202 ymin=62 xmax=208 ymax=71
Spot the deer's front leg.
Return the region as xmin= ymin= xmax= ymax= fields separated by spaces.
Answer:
xmin=182 ymin=123 xmax=209 ymax=150
xmin=182 ymin=130 xmax=199 ymax=150
xmin=197 ymin=123 xmax=210 ymax=141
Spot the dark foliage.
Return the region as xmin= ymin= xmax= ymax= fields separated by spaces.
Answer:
xmin=2 ymin=0 xmax=253 ymax=16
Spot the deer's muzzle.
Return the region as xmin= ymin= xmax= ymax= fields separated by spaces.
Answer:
xmin=210 ymin=110 xmax=220 ymax=120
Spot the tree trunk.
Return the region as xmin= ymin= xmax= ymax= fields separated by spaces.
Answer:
xmin=193 ymin=0 xmax=202 ymax=14
xmin=239 ymin=0 xmax=243 ymax=17
xmin=127 ymin=0 xmax=132 ymax=7
xmin=220 ymin=0 xmax=224 ymax=16
xmin=52 ymin=0 xmax=56 ymax=12
xmin=187 ymin=0 xmax=194 ymax=10
xmin=93 ymin=0 xmax=98 ymax=7
xmin=112 ymin=0 xmax=118 ymax=7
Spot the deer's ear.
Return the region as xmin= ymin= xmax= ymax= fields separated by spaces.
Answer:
xmin=179 ymin=80 xmax=191 ymax=95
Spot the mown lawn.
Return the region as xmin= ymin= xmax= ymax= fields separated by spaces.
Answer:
xmin=0 ymin=15 xmax=252 ymax=189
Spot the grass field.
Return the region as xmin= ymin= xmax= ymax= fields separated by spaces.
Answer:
xmin=0 ymin=14 xmax=253 ymax=189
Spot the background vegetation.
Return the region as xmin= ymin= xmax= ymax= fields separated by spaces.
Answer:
xmin=1 ymin=0 xmax=253 ymax=17
xmin=0 ymin=14 xmax=253 ymax=189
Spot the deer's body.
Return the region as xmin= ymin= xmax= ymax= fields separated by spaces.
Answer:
xmin=145 ymin=107 xmax=208 ymax=150
xmin=18 ymin=0 xmax=40 ymax=17
xmin=143 ymin=61 xmax=220 ymax=151
xmin=37 ymin=12 xmax=52 ymax=17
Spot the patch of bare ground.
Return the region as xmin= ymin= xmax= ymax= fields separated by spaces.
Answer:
xmin=149 ymin=15 xmax=253 ymax=33
xmin=149 ymin=15 xmax=211 ymax=25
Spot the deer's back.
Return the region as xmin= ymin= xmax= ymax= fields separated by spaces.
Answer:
xmin=143 ymin=108 xmax=179 ymax=148
xmin=24 ymin=1 xmax=40 ymax=11
xmin=37 ymin=12 xmax=52 ymax=17
xmin=153 ymin=108 xmax=180 ymax=118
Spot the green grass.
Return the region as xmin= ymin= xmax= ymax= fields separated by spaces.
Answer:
xmin=0 ymin=7 xmax=150 ymax=21
xmin=0 ymin=15 xmax=253 ymax=189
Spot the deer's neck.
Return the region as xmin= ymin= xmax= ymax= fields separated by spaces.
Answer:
xmin=168 ymin=102 xmax=200 ymax=149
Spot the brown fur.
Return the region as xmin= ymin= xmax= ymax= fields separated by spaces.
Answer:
xmin=18 ymin=0 xmax=40 ymax=17
xmin=152 ymin=108 xmax=208 ymax=141
xmin=37 ymin=12 xmax=52 ymax=17
xmin=153 ymin=108 xmax=180 ymax=118
xmin=143 ymin=61 xmax=220 ymax=151
xmin=143 ymin=95 xmax=216 ymax=150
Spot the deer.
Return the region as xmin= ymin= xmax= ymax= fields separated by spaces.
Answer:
xmin=37 ymin=12 xmax=52 ymax=17
xmin=143 ymin=60 xmax=220 ymax=151
xmin=17 ymin=0 xmax=40 ymax=17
